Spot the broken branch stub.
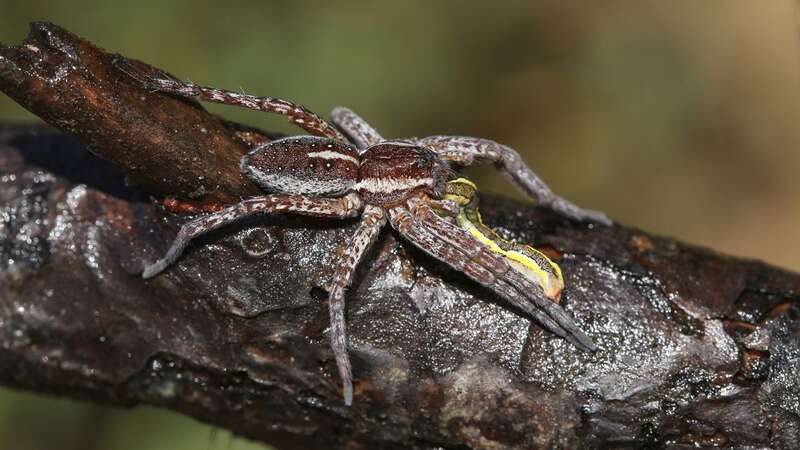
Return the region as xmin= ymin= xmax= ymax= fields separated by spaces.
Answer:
xmin=0 ymin=22 xmax=269 ymax=204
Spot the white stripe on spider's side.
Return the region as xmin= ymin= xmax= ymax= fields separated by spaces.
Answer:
xmin=246 ymin=170 xmax=355 ymax=195
xmin=307 ymin=151 xmax=360 ymax=165
xmin=356 ymin=177 xmax=434 ymax=193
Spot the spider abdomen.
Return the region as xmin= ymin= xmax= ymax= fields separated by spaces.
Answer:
xmin=357 ymin=143 xmax=450 ymax=206
xmin=240 ymin=136 xmax=359 ymax=196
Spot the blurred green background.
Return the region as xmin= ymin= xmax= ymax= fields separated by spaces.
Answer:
xmin=1 ymin=1 xmax=799 ymax=449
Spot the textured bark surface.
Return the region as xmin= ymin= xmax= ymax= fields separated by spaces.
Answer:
xmin=0 ymin=22 xmax=273 ymax=205
xmin=1 ymin=22 xmax=800 ymax=450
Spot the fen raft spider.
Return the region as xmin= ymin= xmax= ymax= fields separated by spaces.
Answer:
xmin=124 ymin=65 xmax=610 ymax=405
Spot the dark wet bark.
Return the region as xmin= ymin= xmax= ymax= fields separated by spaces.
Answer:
xmin=1 ymin=22 xmax=799 ymax=450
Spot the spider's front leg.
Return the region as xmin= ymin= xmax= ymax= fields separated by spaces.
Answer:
xmin=441 ymin=178 xmax=565 ymax=301
xmin=417 ymin=136 xmax=611 ymax=224
xmin=114 ymin=59 xmax=345 ymax=141
xmin=389 ymin=202 xmax=596 ymax=352
xmin=142 ymin=193 xmax=363 ymax=278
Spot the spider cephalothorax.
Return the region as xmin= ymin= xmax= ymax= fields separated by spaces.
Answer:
xmin=356 ymin=143 xmax=452 ymax=206
xmin=124 ymin=64 xmax=610 ymax=405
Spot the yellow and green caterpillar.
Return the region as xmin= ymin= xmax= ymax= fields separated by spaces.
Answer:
xmin=442 ymin=178 xmax=564 ymax=301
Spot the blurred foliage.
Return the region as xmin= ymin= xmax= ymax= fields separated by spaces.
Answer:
xmin=0 ymin=388 xmax=267 ymax=450
xmin=1 ymin=1 xmax=799 ymax=449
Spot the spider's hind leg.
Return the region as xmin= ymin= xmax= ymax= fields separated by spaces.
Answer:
xmin=330 ymin=107 xmax=384 ymax=151
xmin=114 ymin=59 xmax=344 ymax=140
xmin=142 ymin=194 xmax=363 ymax=279
xmin=418 ymin=136 xmax=611 ymax=224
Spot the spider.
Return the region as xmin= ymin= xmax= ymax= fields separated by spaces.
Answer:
xmin=125 ymin=65 xmax=610 ymax=405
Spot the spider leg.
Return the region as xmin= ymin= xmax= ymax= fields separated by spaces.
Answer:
xmin=114 ymin=60 xmax=344 ymax=141
xmin=327 ymin=205 xmax=386 ymax=405
xmin=391 ymin=202 xmax=596 ymax=352
xmin=425 ymin=198 xmax=462 ymax=219
xmin=330 ymin=106 xmax=384 ymax=151
xmin=142 ymin=193 xmax=363 ymax=279
xmin=411 ymin=201 xmax=596 ymax=350
xmin=416 ymin=136 xmax=611 ymax=224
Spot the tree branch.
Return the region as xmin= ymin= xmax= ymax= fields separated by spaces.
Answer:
xmin=0 ymin=22 xmax=273 ymax=204
xmin=1 ymin=22 xmax=799 ymax=450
